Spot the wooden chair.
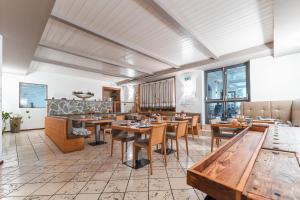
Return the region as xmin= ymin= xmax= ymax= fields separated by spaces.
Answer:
xmin=110 ymin=129 xmax=134 ymax=162
xmin=116 ymin=115 xmax=125 ymax=121
xmin=132 ymin=123 xmax=167 ymax=175
xmin=103 ymin=115 xmax=125 ymax=142
xmin=210 ymin=118 xmax=242 ymax=152
xmin=188 ymin=115 xmax=199 ymax=139
xmin=166 ymin=121 xmax=189 ymax=160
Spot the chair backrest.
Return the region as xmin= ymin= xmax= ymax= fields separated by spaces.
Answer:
xmin=116 ymin=115 xmax=125 ymax=121
xmin=176 ymin=121 xmax=188 ymax=138
xmin=150 ymin=123 xmax=167 ymax=145
xmin=192 ymin=115 xmax=199 ymax=126
xmin=210 ymin=118 xmax=221 ymax=136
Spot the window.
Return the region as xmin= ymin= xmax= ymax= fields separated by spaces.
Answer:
xmin=19 ymin=83 xmax=48 ymax=108
xmin=205 ymin=63 xmax=250 ymax=123
xmin=140 ymin=77 xmax=175 ymax=111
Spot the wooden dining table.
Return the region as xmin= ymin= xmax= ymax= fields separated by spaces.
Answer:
xmin=111 ymin=121 xmax=152 ymax=169
xmin=72 ymin=118 xmax=114 ymax=146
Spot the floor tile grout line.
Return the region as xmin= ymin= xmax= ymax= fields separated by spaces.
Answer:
xmin=27 ymin=133 xmax=40 ymax=161
xmin=38 ymin=131 xmax=57 ymax=157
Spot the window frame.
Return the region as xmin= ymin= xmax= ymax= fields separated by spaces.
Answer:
xmin=204 ymin=62 xmax=250 ymax=123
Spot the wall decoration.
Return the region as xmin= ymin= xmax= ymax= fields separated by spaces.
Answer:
xmin=46 ymin=99 xmax=113 ymax=116
xmin=19 ymin=83 xmax=47 ymax=108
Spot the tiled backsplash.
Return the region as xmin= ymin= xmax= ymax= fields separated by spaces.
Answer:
xmin=47 ymin=99 xmax=113 ymax=116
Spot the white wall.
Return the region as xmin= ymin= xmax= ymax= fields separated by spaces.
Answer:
xmin=2 ymin=71 xmax=116 ymax=130
xmin=0 ymin=35 xmax=3 ymax=160
xmin=250 ymin=52 xmax=300 ymax=101
xmin=175 ymin=70 xmax=205 ymax=123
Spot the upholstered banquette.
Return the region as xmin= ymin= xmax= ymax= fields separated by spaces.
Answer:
xmin=292 ymin=99 xmax=300 ymax=127
xmin=242 ymin=100 xmax=299 ymax=126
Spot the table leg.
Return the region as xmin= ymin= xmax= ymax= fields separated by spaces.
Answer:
xmin=88 ymin=124 xmax=107 ymax=146
xmin=123 ymin=132 xmax=150 ymax=169
xmin=154 ymin=138 xmax=176 ymax=155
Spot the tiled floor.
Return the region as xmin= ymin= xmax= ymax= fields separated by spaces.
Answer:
xmin=0 ymin=129 xmax=211 ymax=199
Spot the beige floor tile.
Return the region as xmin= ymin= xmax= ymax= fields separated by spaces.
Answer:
xmin=166 ymin=168 xmax=186 ymax=178
xmin=80 ymin=181 xmax=106 ymax=193
xmin=124 ymin=191 xmax=148 ymax=200
xmin=50 ymin=173 xmax=76 ymax=182
xmin=149 ymin=169 xmax=167 ymax=179
xmin=71 ymin=172 xmax=95 ymax=182
xmin=24 ymin=195 xmax=51 ymax=200
xmin=126 ymin=179 xmax=148 ymax=192
xmin=99 ymin=192 xmax=124 ymax=200
xmin=49 ymin=195 xmax=76 ymax=200
xmin=0 ymin=197 xmax=25 ymax=200
xmin=10 ymin=174 xmax=41 ymax=184
xmin=74 ymin=193 xmax=100 ymax=200
xmin=56 ymin=182 xmax=87 ymax=195
xmin=149 ymin=179 xmax=171 ymax=191
xmin=103 ymin=180 xmax=128 ymax=193
xmin=32 ymin=182 xmax=66 ymax=196
xmin=169 ymin=178 xmax=192 ymax=190
xmin=172 ymin=189 xmax=199 ymax=200
xmin=149 ymin=190 xmax=173 ymax=200
xmin=0 ymin=184 xmax=23 ymax=197
xmin=29 ymin=173 xmax=59 ymax=183
xmin=8 ymin=183 xmax=44 ymax=196
xmin=110 ymin=169 xmax=131 ymax=180
xmin=90 ymin=171 xmax=113 ymax=181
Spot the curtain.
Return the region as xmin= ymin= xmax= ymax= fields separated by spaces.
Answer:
xmin=140 ymin=78 xmax=175 ymax=109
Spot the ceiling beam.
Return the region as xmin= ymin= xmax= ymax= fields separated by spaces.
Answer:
xmin=32 ymin=56 xmax=132 ymax=78
xmin=49 ymin=15 xmax=178 ymax=68
xmin=143 ymin=0 xmax=219 ymax=59
xmin=38 ymin=43 xmax=149 ymax=75
xmin=117 ymin=42 xmax=273 ymax=85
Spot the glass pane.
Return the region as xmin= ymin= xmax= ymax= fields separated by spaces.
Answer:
xmin=206 ymin=102 xmax=224 ymax=121
xmin=226 ymin=65 xmax=247 ymax=99
xmin=207 ymin=70 xmax=224 ymax=100
xmin=226 ymin=102 xmax=242 ymax=119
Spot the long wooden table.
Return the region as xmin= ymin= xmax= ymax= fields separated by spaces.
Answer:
xmin=187 ymin=125 xmax=300 ymax=200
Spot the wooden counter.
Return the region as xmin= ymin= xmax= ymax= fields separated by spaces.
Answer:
xmin=187 ymin=125 xmax=300 ymax=200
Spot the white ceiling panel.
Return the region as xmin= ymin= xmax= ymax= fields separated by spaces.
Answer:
xmin=40 ymin=18 xmax=172 ymax=74
xmin=34 ymin=46 xmax=144 ymax=78
xmin=154 ymin=0 xmax=273 ymax=56
xmin=30 ymin=61 xmax=124 ymax=83
xmin=51 ymin=0 xmax=208 ymax=66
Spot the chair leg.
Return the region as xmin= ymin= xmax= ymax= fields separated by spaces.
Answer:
xmin=211 ymin=136 xmax=214 ymax=152
xmin=171 ymin=139 xmax=173 ymax=149
xmin=132 ymin=145 xmax=136 ymax=168
xmin=111 ymin=139 xmax=114 ymax=156
xmin=148 ymin=146 xmax=153 ymax=175
xmin=191 ymin=127 xmax=195 ymax=140
xmin=185 ymin=135 xmax=189 ymax=156
xmin=176 ymin=139 xmax=179 ymax=160
xmin=125 ymin=141 xmax=128 ymax=152
xmin=162 ymin=141 xmax=167 ymax=166
xmin=121 ymin=141 xmax=124 ymax=163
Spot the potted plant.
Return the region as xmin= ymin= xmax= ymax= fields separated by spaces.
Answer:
xmin=2 ymin=111 xmax=30 ymax=133
xmin=2 ymin=111 xmax=12 ymax=132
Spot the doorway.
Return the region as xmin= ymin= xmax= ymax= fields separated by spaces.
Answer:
xmin=102 ymin=87 xmax=121 ymax=113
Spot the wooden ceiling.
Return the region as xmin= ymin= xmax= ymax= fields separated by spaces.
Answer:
xmin=33 ymin=0 xmax=274 ymax=83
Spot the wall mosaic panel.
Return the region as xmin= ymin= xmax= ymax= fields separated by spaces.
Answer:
xmin=47 ymin=99 xmax=113 ymax=116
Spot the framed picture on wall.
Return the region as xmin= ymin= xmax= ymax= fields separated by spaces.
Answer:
xmin=19 ymin=82 xmax=48 ymax=108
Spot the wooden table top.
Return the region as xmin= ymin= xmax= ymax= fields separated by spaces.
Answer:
xmin=72 ymin=118 xmax=114 ymax=124
xmin=111 ymin=121 xmax=151 ymax=133
xmin=187 ymin=125 xmax=300 ymax=200
xmin=211 ymin=122 xmax=249 ymax=128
